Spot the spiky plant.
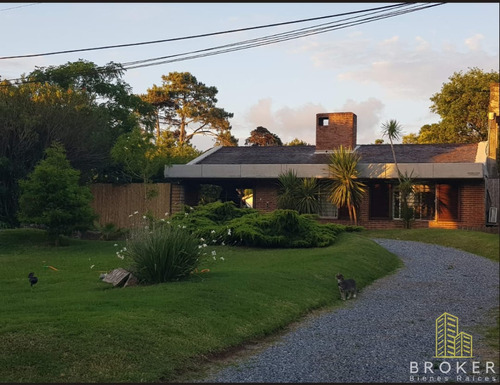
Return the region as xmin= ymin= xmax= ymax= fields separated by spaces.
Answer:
xmin=381 ymin=119 xmax=403 ymax=181
xmin=328 ymin=145 xmax=367 ymax=225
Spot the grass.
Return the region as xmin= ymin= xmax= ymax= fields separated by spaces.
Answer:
xmin=0 ymin=228 xmax=401 ymax=383
xmin=361 ymin=228 xmax=499 ymax=262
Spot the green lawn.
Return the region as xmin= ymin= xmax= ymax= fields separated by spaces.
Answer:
xmin=362 ymin=228 xmax=499 ymax=262
xmin=0 ymin=229 xmax=401 ymax=383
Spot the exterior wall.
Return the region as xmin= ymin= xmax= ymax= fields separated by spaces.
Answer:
xmin=249 ymin=180 xmax=488 ymax=231
xmin=315 ymin=112 xmax=357 ymax=151
xmin=254 ymin=182 xmax=278 ymax=212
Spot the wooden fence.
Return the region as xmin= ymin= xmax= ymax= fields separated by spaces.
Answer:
xmin=90 ymin=183 xmax=172 ymax=228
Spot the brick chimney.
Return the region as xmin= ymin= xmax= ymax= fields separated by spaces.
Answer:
xmin=315 ymin=112 xmax=357 ymax=153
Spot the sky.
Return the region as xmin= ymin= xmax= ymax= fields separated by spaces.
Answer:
xmin=1 ymin=2 xmax=499 ymax=151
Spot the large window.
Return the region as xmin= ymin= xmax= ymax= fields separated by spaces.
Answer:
xmin=318 ymin=185 xmax=338 ymax=219
xmin=393 ymin=184 xmax=436 ymax=220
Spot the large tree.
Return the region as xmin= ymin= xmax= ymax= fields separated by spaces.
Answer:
xmin=403 ymin=67 xmax=499 ymax=144
xmin=142 ymin=72 xmax=234 ymax=146
xmin=28 ymin=60 xmax=155 ymax=137
xmin=245 ymin=126 xmax=283 ymax=146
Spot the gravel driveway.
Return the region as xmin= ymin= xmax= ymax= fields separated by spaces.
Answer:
xmin=202 ymin=239 xmax=499 ymax=383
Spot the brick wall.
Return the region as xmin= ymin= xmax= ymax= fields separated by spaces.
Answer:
xmin=254 ymin=182 xmax=278 ymax=212
xmin=253 ymin=179 xmax=488 ymax=230
xmin=315 ymin=112 xmax=357 ymax=151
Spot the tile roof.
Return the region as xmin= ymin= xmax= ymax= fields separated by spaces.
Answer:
xmin=194 ymin=143 xmax=479 ymax=165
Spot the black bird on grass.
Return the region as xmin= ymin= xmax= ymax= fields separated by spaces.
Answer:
xmin=28 ymin=272 xmax=38 ymax=287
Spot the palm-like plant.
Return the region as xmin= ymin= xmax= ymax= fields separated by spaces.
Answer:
xmin=381 ymin=119 xmax=416 ymax=228
xmin=381 ymin=119 xmax=403 ymax=181
xmin=328 ymin=145 xmax=367 ymax=224
xmin=277 ymin=170 xmax=319 ymax=214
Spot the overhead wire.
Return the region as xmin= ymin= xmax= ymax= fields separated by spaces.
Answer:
xmin=0 ymin=2 xmax=447 ymax=85
xmin=121 ymin=3 xmax=444 ymax=70
xmin=0 ymin=2 xmax=409 ymax=60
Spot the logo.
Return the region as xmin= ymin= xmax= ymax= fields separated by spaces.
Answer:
xmin=435 ymin=312 xmax=473 ymax=358
xmin=409 ymin=312 xmax=497 ymax=383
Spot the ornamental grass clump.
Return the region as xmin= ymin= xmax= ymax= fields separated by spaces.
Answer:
xmin=123 ymin=223 xmax=201 ymax=284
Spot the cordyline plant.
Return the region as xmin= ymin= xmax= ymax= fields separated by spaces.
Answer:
xmin=328 ymin=145 xmax=367 ymax=225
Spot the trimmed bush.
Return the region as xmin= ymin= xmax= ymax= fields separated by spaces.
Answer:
xmin=170 ymin=202 xmax=359 ymax=248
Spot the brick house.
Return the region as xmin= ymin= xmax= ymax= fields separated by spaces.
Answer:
xmin=164 ymin=83 xmax=499 ymax=230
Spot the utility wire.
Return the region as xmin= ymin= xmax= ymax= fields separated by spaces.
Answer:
xmin=0 ymin=3 xmax=41 ymax=12
xmin=122 ymin=3 xmax=442 ymax=70
xmin=0 ymin=3 xmax=410 ymax=60
xmin=0 ymin=2 xmax=446 ymax=85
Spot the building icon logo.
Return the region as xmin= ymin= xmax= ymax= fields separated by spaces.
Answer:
xmin=435 ymin=312 xmax=473 ymax=358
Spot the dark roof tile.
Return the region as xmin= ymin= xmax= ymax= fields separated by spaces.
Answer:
xmin=195 ymin=143 xmax=479 ymax=165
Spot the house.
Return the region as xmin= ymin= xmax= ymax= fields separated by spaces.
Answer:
xmin=164 ymin=83 xmax=499 ymax=230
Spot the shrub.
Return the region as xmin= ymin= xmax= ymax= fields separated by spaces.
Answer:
xmin=17 ymin=142 xmax=96 ymax=245
xmin=122 ymin=223 xmax=201 ymax=284
xmin=169 ymin=201 xmax=364 ymax=249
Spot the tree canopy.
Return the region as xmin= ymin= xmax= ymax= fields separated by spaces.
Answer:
xmin=141 ymin=72 xmax=234 ymax=146
xmin=245 ymin=126 xmax=283 ymax=146
xmin=402 ymin=67 xmax=499 ymax=144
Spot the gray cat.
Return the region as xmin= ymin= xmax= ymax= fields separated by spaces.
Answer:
xmin=335 ymin=273 xmax=357 ymax=300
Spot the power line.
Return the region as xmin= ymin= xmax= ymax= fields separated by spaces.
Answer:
xmin=0 ymin=3 xmax=41 ymax=12
xmin=0 ymin=2 xmax=447 ymax=86
xmin=122 ymin=3 xmax=444 ymax=70
xmin=0 ymin=3 xmax=411 ymax=60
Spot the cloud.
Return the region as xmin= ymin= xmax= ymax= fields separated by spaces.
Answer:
xmin=340 ymin=98 xmax=385 ymax=144
xmin=243 ymin=99 xmax=326 ymax=145
xmin=302 ymin=33 xmax=499 ymax=101
xmin=464 ymin=34 xmax=484 ymax=51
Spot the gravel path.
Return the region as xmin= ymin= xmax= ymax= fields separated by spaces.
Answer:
xmin=202 ymin=239 xmax=499 ymax=383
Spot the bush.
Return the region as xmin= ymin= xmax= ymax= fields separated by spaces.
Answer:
xmin=122 ymin=223 xmax=201 ymax=284
xmin=169 ymin=201 xmax=364 ymax=249
xmin=17 ymin=142 xmax=96 ymax=245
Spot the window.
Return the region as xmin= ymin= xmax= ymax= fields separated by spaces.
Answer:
xmin=369 ymin=182 xmax=391 ymax=219
xmin=318 ymin=185 xmax=338 ymax=218
xmin=319 ymin=117 xmax=329 ymax=126
xmin=393 ymin=184 xmax=435 ymax=220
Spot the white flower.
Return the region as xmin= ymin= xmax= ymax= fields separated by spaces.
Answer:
xmin=160 ymin=218 xmax=165 ymax=222
xmin=122 ymin=247 xmax=127 ymax=251
xmin=189 ymin=206 xmax=194 ymax=210
xmin=184 ymin=212 xmax=189 ymax=216
xmin=143 ymin=215 xmax=147 ymax=219
xmin=212 ymin=239 xmax=217 ymax=243
xmin=203 ymin=243 xmax=207 ymax=248
xmin=114 ymin=244 xmax=118 ymax=247
xmin=198 ymin=245 xmax=202 ymax=249
xmin=213 ymin=256 xmax=216 ymax=260
xmin=182 ymin=225 xmax=186 ymax=229
xmin=128 ymin=214 xmax=133 ymax=217
xmin=227 ymin=228 xmax=232 ymax=235
xmin=165 ymin=212 xmax=169 ymax=216
xmin=221 ymin=241 xmax=225 ymax=246
xmin=134 ymin=211 xmax=139 ymax=215
xmin=219 ymin=257 xmax=225 ymax=261
xmin=211 ymin=250 xmax=217 ymax=256
xmin=166 ymin=221 xmax=170 ymax=224
xmin=90 ymin=265 xmax=95 ymax=269
xmin=200 ymin=237 xmax=205 ymax=242
xmin=211 ymin=230 xmax=216 ymax=234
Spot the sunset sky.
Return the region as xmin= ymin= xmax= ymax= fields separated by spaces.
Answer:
xmin=1 ymin=2 xmax=498 ymax=151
